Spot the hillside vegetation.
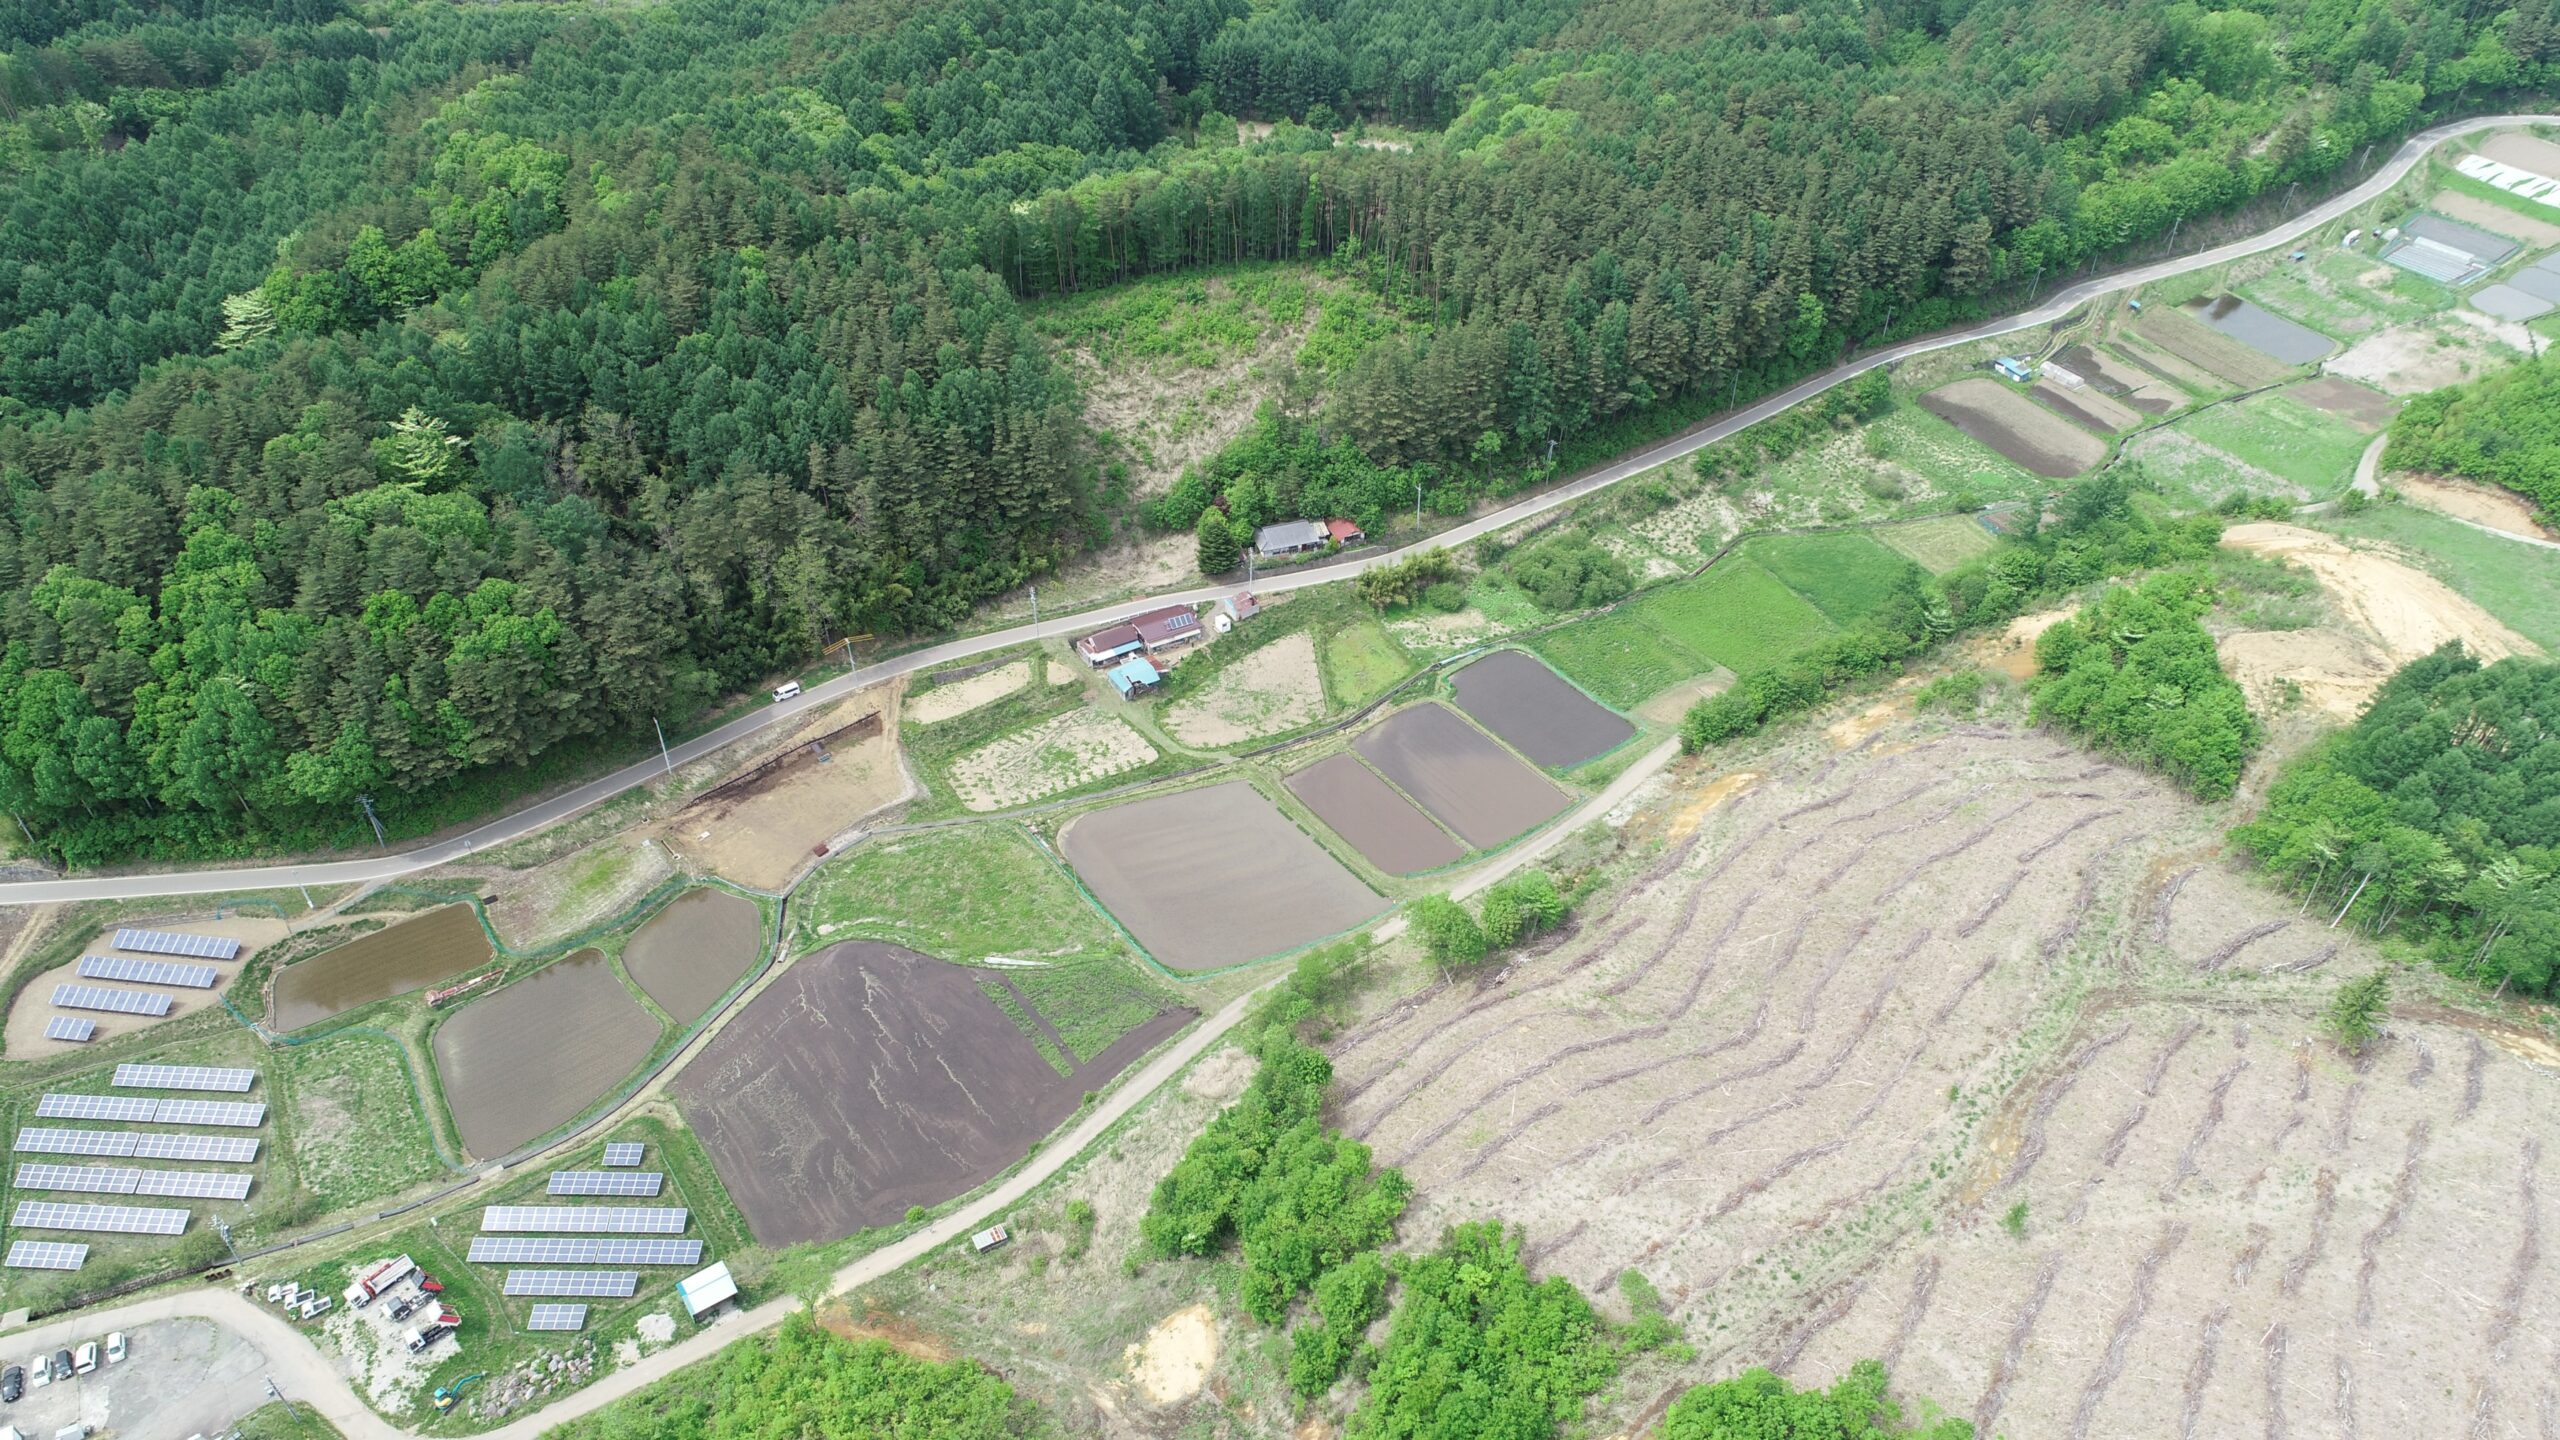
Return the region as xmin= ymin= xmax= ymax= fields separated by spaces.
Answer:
xmin=0 ymin=0 xmax=2532 ymax=863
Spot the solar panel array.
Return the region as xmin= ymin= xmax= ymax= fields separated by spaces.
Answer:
xmin=114 ymin=928 xmax=241 ymax=960
xmin=51 ymin=985 xmax=172 ymax=1017
xmin=80 ymin=956 xmax=220 ymax=989
xmin=13 ymin=1128 xmax=259 ymax=1161
xmin=468 ymin=1238 xmax=701 ymax=1266
xmin=504 ymin=1270 xmax=639 ymax=1298
xmin=114 ymin=1063 xmax=257 ymax=1093
xmin=12 ymin=1200 xmax=189 ymax=1235
xmin=38 ymin=1093 xmax=155 ymax=1122
xmin=4 ymin=1241 xmax=88 ymax=1271
xmin=601 ymin=1142 xmax=644 ymax=1167
xmin=16 ymin=1163 xmax=136 ymax=1194
xmin=44 ymin=1017 xmax=97 ymax=1043
xmin=548 ymin=1171 xmax=664 ymax=1197
xmin=482 ymin=1205 xmax=688 ymax=1234
xmin=526 ymin=1303 xmax=589 ymax=1331
xmin=14 ymin=1164 xmax=251 ymax=1201
xmin=150 ymin=1099 xmax=266 ymax=1128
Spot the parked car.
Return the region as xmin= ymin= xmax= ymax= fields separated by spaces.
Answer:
xmin=25 ymin=1355 xmax=48 ymax=1390
xmin=48 ymin=1352 xmax=70 ymax=1383
xmin=102 ymin=1335 xmax=122 ymax=1366
xmin=70 ymin=1344 xmax=94 ymax=1376
xmin=3 ymin=1363 xmax=25 ymax=1401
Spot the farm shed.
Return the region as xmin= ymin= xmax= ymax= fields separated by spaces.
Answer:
xmin=1255 ymin=519 xmax=1329 ymax=555
xmin=1107 ymin=657 xmax=1162 ymax=698
xmin=1075 ymin=622 xmax=1144 ymax=666
xmin=1325 ymin=517 xmax=1365 ymax=544
xmin=676 ymin=1260 xmax=736 ymax=1320
xmin=1130 ymin=604 xmax=1205 ymax=658
xmin=1219 ymin=592 xmax=1262 ymax=628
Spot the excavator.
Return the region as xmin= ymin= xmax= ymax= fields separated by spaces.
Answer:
xmin=433 ymin=1373 xmax=485 ymax=1413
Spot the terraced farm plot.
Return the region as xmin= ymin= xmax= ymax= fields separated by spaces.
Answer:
xmin=1626 ymin=555 xmax=1841 ymax=674
xmin=1353 ymin=702 xmax=1569 ymax=850
xmin=678 ymin=941 xmax=1190 ymax=1244
xmin=1061 ymin=780 xmax=1385 ymax=970
xmin=1447 ymin=650 xmax=1633 ymax=768
xmin=2134 ymin=306 xmax=2296 ymax=388
xmin=1162 ymin=630 xmax=1327 ymax=746
xmin=2167 ymin=392 xmax=2374 ymax=494
xmin=1321 ymin=620 xmax=1413 ymax=706
xmin=948 ymin=708 xmax=1159 ymax=812
xmin=1285 ymin=752 xmax=1464 ymax=876
xmin=1876 ymin=515 xmax=2000 ymax=573
xmin=2287 ymin=375 xmax=2399 ymax=427
xmin=1743 ymin=532 xmax=1922 ymax=627
xmin=272 ymin=905 xmax=491 ymax=1030
xmin=621 ymin=887 xmax=761 ymax=1023
xmin=907 ymin=661 xmax=1029 ymax=724
xmin=2031 ymin=378 xmax=2137 ymax=434
xmin=1527 ymin=610 xmax=1704 ymax=709
xmin=1918 ymin=379 xmax=2107 ymax=477
xmin=2054 ymin=343 xmax=2186 ymax=412
xmin=431 ymin=949 xmax=661 ymax=1160
xmin=2182 ymin=294 xmax=2336 ymax=365
xmin=792 ymin=823 xmax=1124 ymax=965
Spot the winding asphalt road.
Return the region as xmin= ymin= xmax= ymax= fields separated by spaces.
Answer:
xmin=2 ymin=112 xmax=2546 ymax=910
xmin=2 ymin=110 xmax=2554 ymax=1440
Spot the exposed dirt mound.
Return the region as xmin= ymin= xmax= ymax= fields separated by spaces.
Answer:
xmin=2220 ymin=522 xmax=2538 ymax=664
xmin=2217 ymin=627 xmax=2397 ymax=721
xmin=2394 ymin=474 xmax=2555 ymax=542
xmin=1125 ymin=1304 xmax=1219 ymax=1404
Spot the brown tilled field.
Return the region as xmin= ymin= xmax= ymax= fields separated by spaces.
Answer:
xmin=1328 ymin=716 xmax=2560 ymax=1437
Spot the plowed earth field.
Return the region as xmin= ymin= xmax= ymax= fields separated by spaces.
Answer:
xmin=1329 ymin=720 xmax=2560 ymax=1437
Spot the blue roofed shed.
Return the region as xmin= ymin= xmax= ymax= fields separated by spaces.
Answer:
xmin=1107 ymin=657 xmax=1162 ymax=699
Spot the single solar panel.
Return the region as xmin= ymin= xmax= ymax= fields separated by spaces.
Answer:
xmin=153 ymin=1099 xmax=265 ymax=1128
xmin=4 ymin=1240 xmax=88 ymax=1271
xmin=526 ymin=1303 xmax=589 ymax=1331
xmin=16 ymin=1163 xmax=141 ymax=1194
xmin=81 ymin=957 xmax=220 ymax=989
xmin=51 ymin=984 xmax=173 ymax=1017
xmin=113 ymin=928 xmax=241 ymax=960
xmin=601 ymin=1143 xmax=644 ymax=1167
xmin=14 ymin=1128 xmax=137 ymax=1157
xmin=132 ymin=1133 xmax=259 ymax=1163
xmin=11 ymin=1200 xmax=189 ymax=1235
xmin=503 ymin=1270 xmax=639 ymax=1298
xmin=134 ymin=1169 xmax=252 ymax=1201
xmin=37 ymin=1093 xmax=157 ymax=1123
xmin=44 ymin=1017 xmax=97 ymax=1043
xmin=548 ymin=1171 xmax=664 ymax=1197
xmin=468 ymin=1238 xmax=701 ymax=1266
xmin=113 ymin=1063 xmax=256 ymax=1093
xmin=481 ymin=1206 xmax=688 ymax=1234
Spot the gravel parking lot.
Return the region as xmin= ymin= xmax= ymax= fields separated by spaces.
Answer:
xmin=1 ymin=1317 xmax=272 ymax=1440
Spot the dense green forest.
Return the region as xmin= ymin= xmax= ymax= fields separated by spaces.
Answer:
xmin=2235 ymin=647 xmax=2560 ymax=995
xmin=2029 ymin=569 xmax=2261 ymax=799
xmin=0 ymin=0 xmax=2537 ymax=859
xmin=2385 ymin=351 xmax=2560 ymax=519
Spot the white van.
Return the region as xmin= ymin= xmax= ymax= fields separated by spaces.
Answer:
xmin=71 ymin=1343 xmax=95 ymax=1375
xmin=772 ymin=681 xmax=802 ymax=703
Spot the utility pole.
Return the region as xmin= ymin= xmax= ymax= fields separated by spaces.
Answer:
xmin=2028 ymin=264 xmax=2045 ymax=304
xmin=1030 ymin=584 xmax=1039 ymax=635
xmin=654 ymin=716 xmax=673 ymax=776
xmin=1413 ymin=478 xmax=1423 ymax=530
xmin=355 ymin=795 xmax=385 ymax=849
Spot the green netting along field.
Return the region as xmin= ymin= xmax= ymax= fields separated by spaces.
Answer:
xmin=1744 ymin=532 xmax=1922 ymax=625
xmin=790 ymin=824 xmax=1123 ymax=965
xmin=1877 ymin=514 xmax=2001 ymax=572
xmin=2169 ymin=392 xmax=2373 ymax=495
xmin=1628 ymin=555 xmax=1843 ymax=673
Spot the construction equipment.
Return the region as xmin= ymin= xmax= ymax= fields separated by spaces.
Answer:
xmin=432 ymin=1374 xmax=484 ymax=1413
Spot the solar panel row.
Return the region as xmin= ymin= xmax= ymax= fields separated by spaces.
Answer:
xmin=114 ymin=1064 xmax=258 ymax=1093
xmin=37 ymin=1094 xmax=156 ymax=1123
xmin=113 ymin=928 xmax=242 ymax=960
xmin=601 ymin=1142 xmax=644 ymax=1167
xmin=137 ymin=1170 xmax=253 ymax=1200
xmin=12 ymin=1128 xmax=260 ymax=1162
xmin=468 ymin=1238 xmax=701 ymax=1266
xmin=503 ymin=1270 xmax=639 ymax=1298
xmin=480 ymin=1205 xmax=688 ymax=1234
xmin=51 ymin=984 xmax=173 ymax=1017
xmin=43 ymin=1017 xmax=97 ymax=1043
xmin=10 ymin=1163 xmax=245 ymax=1199
xmin=547 ymin=1171 xmax=664 ymax=1197
xmin=13 ymin=1128 xmax=135 ymax=1157
xmin=525 ymin=1303 xmax=589 ymax=1331
xmin=3 ymin=1240 xmax=88 ymax=1271
xmin=79 ymin=956 xmax=220 ymax=989
xmin=11 ymin=1200 xmax=189 ymax=1235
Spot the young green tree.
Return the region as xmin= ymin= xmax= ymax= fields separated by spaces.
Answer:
xmin=1196 ymin=507 xmax=1242 ymax=575
xmin=1408 ymin=895 xmax=1487 ymax=969
xmin=2325 ymin=970 xmax=2391 ymax=1054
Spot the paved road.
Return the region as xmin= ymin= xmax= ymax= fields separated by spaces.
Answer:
xmin=0 ymin=113 xmax=2541 ymax=908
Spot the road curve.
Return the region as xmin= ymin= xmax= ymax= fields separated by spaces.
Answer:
xmin=0 ymin=111 xmax=2541 ymax=909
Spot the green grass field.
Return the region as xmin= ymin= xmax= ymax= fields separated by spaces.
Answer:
xmin=2238 ymin=248 xmax=2453 ymax=336
xmin=979 ymin=978 xmax=1075 ymax=1077
xmin=790 ymin=823 xmax=1123 ymax=965
xmin=279 ymin=1033 xmax=450 ymax=1214
xmin=1744 ymin=532 xmax=1921 ymax=624
xmin=1628 ymin=556 xmax=1842 ymax=673
xmin=1321 ymin=620 xmax=1414 ymax=706
xmin=1876 ymin=514 xmax=2000 ymax=572
xmin=1527 ymin=609 xmax=1704 ymax=709
xmin=235 ymin=1402 xmax=346 ymax=1440
xmin=1009 ymin=959 xmax=1179 ymax=1063
xmin=2170 ymin=392 xmax=2372 ymax=495
xmin=2321 ymin=503 xmax=2560 ymax=651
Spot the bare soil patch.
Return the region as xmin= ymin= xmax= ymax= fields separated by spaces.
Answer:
xmin=621 ymin=887 xmax=762 ymax=1022
xmin=1634 ymin=669 xmax=1735 ymax=726
xmin=1163 ymin=632 xmax=1327 ymax=746
xmin=2217 ymin=627 xmax=2397 ymax=721
xmin=1354 ymin=702 xmax=1571 ymax=850
xmin=2429 ymin=185 xmax=2560 ymax=245
xmin=2055 ymin=344 xmax=2182 ymax=412
xmin=664 ymin=698 xmax=910 ymax=891
xmin=480 ymin=833 xmax=675 ymax=951
xmin=1285 ymin=753 xmax=1464 ymax=876
xmin=1919 ymin=379 xmax=2107 ymax=478
xmin=2395 ymin=473 xmax=2555 ymax=539
xmin=2477 ymin=130 xmax=2560 ymax=181
xmin=678 ymin=940 xmax=1190 ymax=1243
xmin=2329 ymin=319 xmax=2519 ymax=394
xmin=5 ymin=915 xmax=283 ymax=1057
xmin=1061 ymin=780 xmax=1385 ymax=971
xmin=431 ymin=948 xmax=660 ymax=1159
xmin=2032 ymin=378 xmax=2137 ymax=433
xmin=1449 ymin=650 xmax=1634 ymax=769
xmin=2221 ymin=522 xmax=2539 ymax=663
xmin=1972 ymin=606 xmax=2077 ymax=681
xmin=950 ymin=709 xmax=1159 ymax=812
xmin=273 ymin=905 xmax=490 ymax=1031
xmin=1125 ymin=1304 xmax=1219 ymax=1404
xmin=910 ymin=663 xmax=1030 ymax=726
xmin=2286 ymin=375 xmax=2399 ymax=428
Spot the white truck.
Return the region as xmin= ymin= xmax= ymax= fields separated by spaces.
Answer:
xmin=344 ymin=1255 xmax=415 ymax=1308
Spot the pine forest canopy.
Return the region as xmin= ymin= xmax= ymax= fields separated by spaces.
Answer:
xmin=0 ymin=0 xmax=2538 ymax=861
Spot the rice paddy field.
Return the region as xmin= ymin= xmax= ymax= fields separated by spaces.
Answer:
xmin=270 ymin=905 xmax=492 ymax=1031
xmin=430 ymin=948 xmax=662 ymax=1159
xmin=1877 ymin=514 xmax=2001 ymax=573
xmin=619 ymin=887 xmax=763 ymax=1023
